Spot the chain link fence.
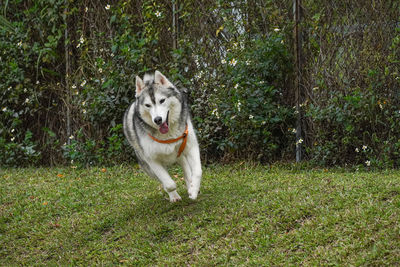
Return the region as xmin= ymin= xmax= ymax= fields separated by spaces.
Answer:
xmin=1 ymin=0 xmax=399 ymax=166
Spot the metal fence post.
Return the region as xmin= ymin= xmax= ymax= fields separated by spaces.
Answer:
xmin=294 ymin=0 xmax=303 ymax=162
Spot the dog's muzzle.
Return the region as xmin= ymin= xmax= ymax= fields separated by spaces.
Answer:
xmin=154 ymin=116 xmax=162 ymax=125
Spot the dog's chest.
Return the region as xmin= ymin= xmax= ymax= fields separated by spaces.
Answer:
xmin=144 ymin=137 xmax=181 ymax=163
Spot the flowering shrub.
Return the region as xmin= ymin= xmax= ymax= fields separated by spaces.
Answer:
xmin=0 ymin=0 xmax=64 ymax=166
xmin=196 ymin=35 xmax=294 ymax=161
xmin=306 ymin=88 xmax=400 ymax=168
xmin=302 ymin=0 xmax=400 ymax=168
xmin=62 ymin=124 xmax=131 ymax=167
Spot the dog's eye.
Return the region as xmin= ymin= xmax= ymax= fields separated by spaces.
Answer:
xmin=159 ymin=99 xmax=165 ymax=104
xmin=145 ymin=104 xmax=151 ymax=108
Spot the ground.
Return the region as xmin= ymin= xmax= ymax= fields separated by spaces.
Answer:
xmin=1 ymin=163 xmax=399 ymax=265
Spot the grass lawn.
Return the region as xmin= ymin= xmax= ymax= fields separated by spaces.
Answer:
xmin=1 ymin=163 xmax=399 ymax=265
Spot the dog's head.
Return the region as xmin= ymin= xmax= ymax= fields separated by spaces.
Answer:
xmin=135 ymin=71 xmax=183 ymax=134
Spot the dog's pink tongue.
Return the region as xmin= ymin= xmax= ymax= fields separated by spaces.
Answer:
xmin=159 ymin=122 xmax=169 ymax=134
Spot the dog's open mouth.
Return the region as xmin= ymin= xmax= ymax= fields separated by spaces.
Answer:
xmin=159 ymin=111 xmax=169 ymax=134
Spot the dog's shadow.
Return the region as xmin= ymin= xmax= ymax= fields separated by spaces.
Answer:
xmin=123 ymin=181 xmax=252 ymax=221
xmin=129 ymin=191 xmax=207 ymax=219
xmin=108 ymin=180 xmax=259 ymax=246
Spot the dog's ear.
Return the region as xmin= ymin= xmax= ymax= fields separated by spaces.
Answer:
xmin=154 ymin=70 xmax=173 ymax=87
xmin=135 ymin=76 xmax=145 ymax=97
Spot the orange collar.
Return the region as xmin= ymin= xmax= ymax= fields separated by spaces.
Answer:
xmin=148 ymin=124 xmax=188 ymax=157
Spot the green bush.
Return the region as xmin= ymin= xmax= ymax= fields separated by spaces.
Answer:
xmin=192 ymin=35 xmax=294 ymax=161
xmin=0 ymin=130 xmax=40 ymax=166
xmin=306 ymin=88 xmax=400 ymax=168
xmin=303 ymin=1 xmax=400 ymax=168
xmin=62 ymin=124 xmax=133 ymax=167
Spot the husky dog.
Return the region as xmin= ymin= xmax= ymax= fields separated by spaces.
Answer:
xmin=123 ymin=71 xmax=202 ymax=202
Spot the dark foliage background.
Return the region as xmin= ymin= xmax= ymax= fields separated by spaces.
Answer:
xmin=0 ymin=0 xmax=399 ymax=168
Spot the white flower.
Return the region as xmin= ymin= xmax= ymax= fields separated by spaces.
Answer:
xmin=17 ymin=41 xmax=23 ymax=47
xmin=80 ymin=36 xmax=85 ymax=44
xmin=69 ymin=135 xmax=74 ymax=140
xmin=234 ymin=84 xmax=239 ymax=89
xmin=98 ymin=68 xmax=103 ymax=73
xmin=246 ymin=60 xmax=251 ymax=66
xmin=2 ymin=107 xmax=6 ymax=112
xmin=80 ymin=80 xmax=86 ymax=87
xmin=211 ymin=108 xmax=219 ymax=118
xmin=292 ymin=128 xmax=297 ymax=134
xmin=274 ymin=28 xmax=280 ymax=32
xmin=76 ymin=43 xmax=81 ymax=48
xmin=105 ymin=4 xmax=111 ymax=10
xmin=221 ymin=59 xmax=226 ymax=64
xmin=82 ymin=101 xmax=86 ymax=106
xmin=194 ymin=57 xmax=200 ymax=67
xmin=25 ymin=98 xmax=29 ymax=104
xmin=365 ymin=160 xmax=371 ymax=166
xmin=85 ymin=7 xmax=88 ymax=12
xmin=249 ymin=115 xmax=254 ymax=120
xmin=229 ymin=58 xmax=237 ymax=66
xmin=296 ymin=138 xmax=303 ymax=145
xmin=155 ymin=11 xmax=162 ymax=17
xmin=101 ymin=78 xmax=105 ymax=83
xmin=11 ymin=129 xmax=15 ymax=133
xmin=111 ymin=53 xmax=114 ymax=57
xmin=195 ymin=71 xmax=202 ymax=79
xmin=236 ymin=101 xmax=241 ymax=112
xmin=355 ymin=148 xmax=360 ymax=153
xmin=11 ymin=137 xmax=15 ymax=142
xmin=82 ymin=109 xmax=87 ymax=114
xmin=362 ymin=145 xmax=367 ymax=151
xmin=36 ymin=80 xmax=40 ymax=85
xmin=72 ymin=84 xmax=77 ymax=89
xmin=74 ymin=90 xmax=79 ymax=95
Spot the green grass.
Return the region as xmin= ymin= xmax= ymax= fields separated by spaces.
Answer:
xmin=1 ymin=163 xmax=399 ymax=266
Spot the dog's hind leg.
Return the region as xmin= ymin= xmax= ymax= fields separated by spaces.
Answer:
xmin=184 ymin=147 xmax=202 ymax=200
xmin=179 ymin=155 xmax=192 ymax=191
xmin=146 ymin=161 xmax=182 ymax=202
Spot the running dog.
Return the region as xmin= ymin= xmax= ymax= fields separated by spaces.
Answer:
xmin=123 ymin=71 xmax=202 ymax=202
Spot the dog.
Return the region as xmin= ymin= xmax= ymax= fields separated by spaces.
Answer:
xmin=123 ymin=71 xmax=202 ymax=202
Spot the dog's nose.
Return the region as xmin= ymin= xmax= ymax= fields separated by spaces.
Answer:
xmin=154 ymin=116 xmax=162 ymax=125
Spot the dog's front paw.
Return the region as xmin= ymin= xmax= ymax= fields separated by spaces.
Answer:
xmin=168 ymin=190 xmax=182 ymax=202
xmin=188 ymin=186 xmax=199 ymax=200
